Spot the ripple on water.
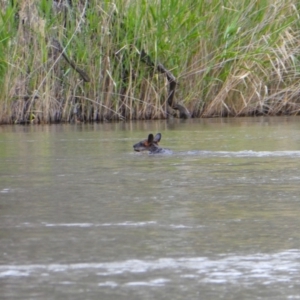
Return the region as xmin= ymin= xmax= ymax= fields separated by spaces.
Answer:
xmin=1 ymin=250 xmax=300 ymax=286
xmin=186 ymin=150 xmax=300 ymax=158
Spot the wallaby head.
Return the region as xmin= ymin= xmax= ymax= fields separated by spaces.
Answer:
xmin=133 ymin=133 xmax=162 ymax=153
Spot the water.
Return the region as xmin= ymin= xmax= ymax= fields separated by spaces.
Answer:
xmin=1 ymin=117 xmax=300 ymax=299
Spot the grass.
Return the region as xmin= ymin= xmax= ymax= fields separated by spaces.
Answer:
xmin=0 ymin=0 xmax=300 ymax=124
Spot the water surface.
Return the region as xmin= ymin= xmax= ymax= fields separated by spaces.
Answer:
xmin=1 ymin=117 xmax=300 ymax=299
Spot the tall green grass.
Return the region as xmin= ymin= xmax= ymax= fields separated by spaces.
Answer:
xmin=0 ymin=0 xmax=300 ymax=123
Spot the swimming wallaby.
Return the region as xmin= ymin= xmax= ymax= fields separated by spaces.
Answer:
xmin=133 ymin=133 xmax=164 ymax=154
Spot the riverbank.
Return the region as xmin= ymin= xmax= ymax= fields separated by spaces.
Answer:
xmin=0 ymin=0 xmax=300 ymax=124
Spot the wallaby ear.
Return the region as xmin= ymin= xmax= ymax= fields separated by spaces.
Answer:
xmin=154 ymin=133 xmax=161 ymax=143
xmin=147 ymin=134 xmax=154 ymax=143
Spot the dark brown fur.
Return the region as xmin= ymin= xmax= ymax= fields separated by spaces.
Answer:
xmin=133 ymin=133 xmax=163 ymax=153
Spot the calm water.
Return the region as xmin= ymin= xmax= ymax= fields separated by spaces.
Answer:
xmin=1 ymin=117 xmax=300 ymax=299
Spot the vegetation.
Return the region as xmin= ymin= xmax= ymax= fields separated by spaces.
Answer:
xmin=0 ymin=0 xmax=300 ymax=124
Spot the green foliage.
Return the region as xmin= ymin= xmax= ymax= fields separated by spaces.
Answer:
xmin=39 ymin=0 xmax=53 ymax=19
xmin=1 ymin=0 xmax=300 ymax=123
xmin=0 ymin=3 xmax=17 ymax=83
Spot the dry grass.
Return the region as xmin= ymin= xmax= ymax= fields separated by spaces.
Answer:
xmin=0 ymin=0 xmax=300 ymax=124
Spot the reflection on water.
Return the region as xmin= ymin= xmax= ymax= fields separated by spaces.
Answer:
xmin=1 ymin=117 xmax=300 ymax=299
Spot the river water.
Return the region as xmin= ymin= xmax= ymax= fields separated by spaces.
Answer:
xmin=1 ymin=117 xmax=300 ymax=299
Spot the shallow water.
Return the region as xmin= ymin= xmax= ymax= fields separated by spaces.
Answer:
xmin=1 ymin=117 xmax=300 ymax=299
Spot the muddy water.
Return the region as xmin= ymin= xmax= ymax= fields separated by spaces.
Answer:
xmin=1 ymin=117 xmax=300 ymax=299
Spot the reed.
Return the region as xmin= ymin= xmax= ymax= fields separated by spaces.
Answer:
xmin=0 ymin=0 xmax=300 ymax=124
